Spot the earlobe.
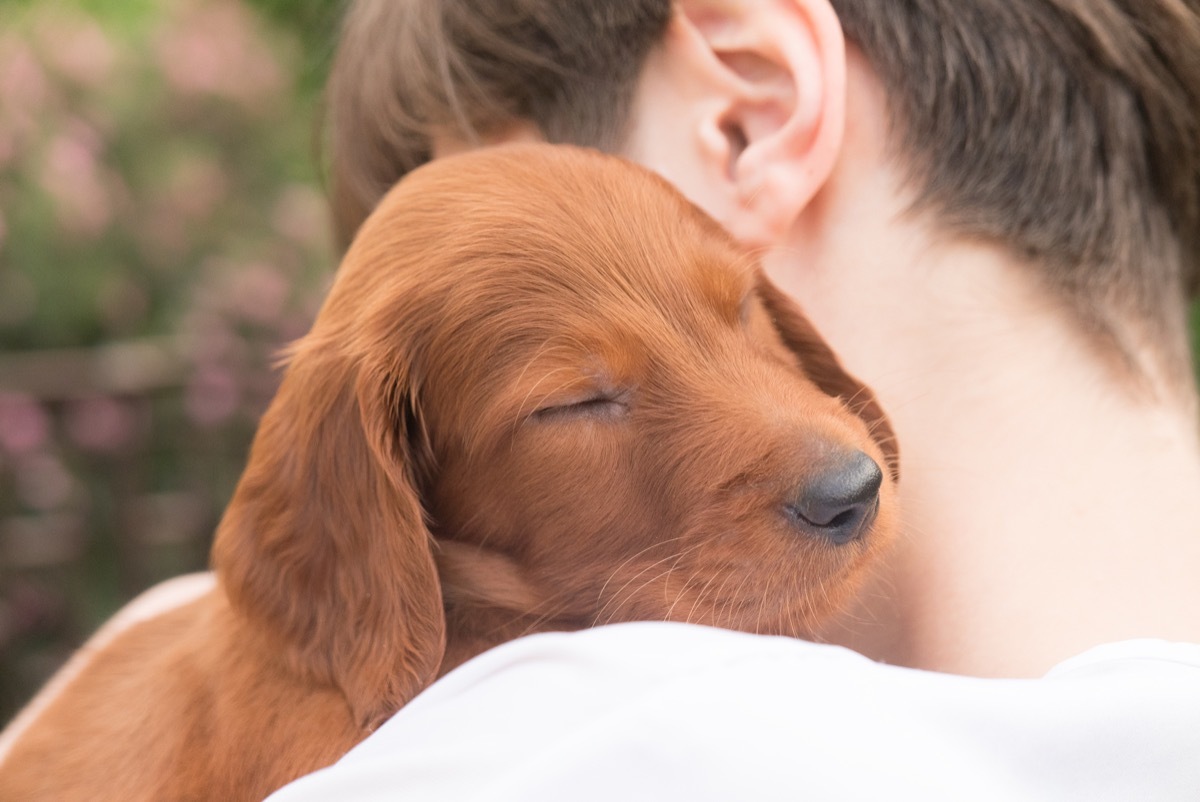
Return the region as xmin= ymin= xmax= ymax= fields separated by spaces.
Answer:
xmin=673 ymin=0 xmax=846 ymax=246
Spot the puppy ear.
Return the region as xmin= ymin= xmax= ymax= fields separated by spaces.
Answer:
xmin=755 ymin=272 xmax=900 ymax=480
xmin=211 ymin=339 xmax=445 ymax=730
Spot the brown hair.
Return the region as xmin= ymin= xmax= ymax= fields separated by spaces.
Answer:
xmin=326 ymin=0 xmax=671 ymax=247
xmin=325 ymin=0 xmax=1200 ymax=387
xmin=831 ymin=0 xmax=1200 ymax=388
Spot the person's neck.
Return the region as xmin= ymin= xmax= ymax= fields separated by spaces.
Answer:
xmin=768 ymin=138 xmax=1200 ymax=676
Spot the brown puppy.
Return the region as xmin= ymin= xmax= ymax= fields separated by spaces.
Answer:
xmin=0 ymin=145 xmax=897 ymax=801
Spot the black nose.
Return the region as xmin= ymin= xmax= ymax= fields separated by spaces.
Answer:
xmin=787 ymin=451 xmax=883 ymax=545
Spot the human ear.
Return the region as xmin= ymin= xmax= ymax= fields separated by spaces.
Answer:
xmin=628 ymin=0 xmax=846 ymax=247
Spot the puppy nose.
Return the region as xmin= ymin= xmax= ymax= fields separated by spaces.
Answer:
xmin=787 ymin=451 xmax=883 ymax=545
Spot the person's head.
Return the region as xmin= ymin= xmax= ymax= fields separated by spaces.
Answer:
xmin=326 ymin=0 xmax=672 ymax=243
xmin=327 ymin=0 xmax=1200 ymax=400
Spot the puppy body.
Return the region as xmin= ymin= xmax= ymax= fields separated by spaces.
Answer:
xmin=1 ymin=594 xmax=360 ymax=801
xmin=0 ymin=145 xmax=897 ymax=800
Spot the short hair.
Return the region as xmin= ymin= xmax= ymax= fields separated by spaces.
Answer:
xmin=326 ymin=0 xmax=1200 ymax=389
xmin=326 ymin=0 xmax=671 ymax=248
xmin=831 ymin=0 xmax=1200 ymax=391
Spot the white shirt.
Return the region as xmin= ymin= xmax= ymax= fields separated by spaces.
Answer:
xmin=269 ymin=623 xmax=1200 ymax=801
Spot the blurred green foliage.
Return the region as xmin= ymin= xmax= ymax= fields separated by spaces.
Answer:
xmin=1193 ymin=302 xmax=1200 ymax=378
xmin=245 ymin=0 xmax=345 ymax=93
xmin=0 ymin=0 xmax=338 ymax=723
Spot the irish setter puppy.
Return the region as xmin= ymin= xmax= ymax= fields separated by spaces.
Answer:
xmin=0 ymin=145 xmax=898 ymax=801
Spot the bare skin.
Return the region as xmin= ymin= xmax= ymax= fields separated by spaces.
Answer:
xmin=619 ymin=1 xmax=1200 ymax=677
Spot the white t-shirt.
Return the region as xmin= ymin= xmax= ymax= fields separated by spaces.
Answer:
xmin=269 ymin=623 xmax=1200 ymax=801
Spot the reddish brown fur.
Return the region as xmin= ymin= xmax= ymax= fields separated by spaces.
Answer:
xmin=0 ymin=145 xmax=897 ymax=800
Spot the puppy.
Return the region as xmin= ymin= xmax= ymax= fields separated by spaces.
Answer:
xmin=0 ymin=144 xmax=898 ymax=801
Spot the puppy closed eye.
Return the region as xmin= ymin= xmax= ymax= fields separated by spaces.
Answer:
xmin=531 ymin=393 xmax=629 ymax=422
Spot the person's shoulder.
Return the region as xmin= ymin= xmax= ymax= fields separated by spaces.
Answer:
xmin=271 ymin=625 xmax=1200 ymax=801
xmin=1045 ymin=638 xmax=1200 ymax=676
xmin=421 ymin=623 xmax=1200 ymax=701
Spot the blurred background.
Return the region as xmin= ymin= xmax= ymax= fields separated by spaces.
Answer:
xmin=1 ymin=0 xmax=1199 ymax=728
xmin=0 ymin=0 xmax=342 ymax=723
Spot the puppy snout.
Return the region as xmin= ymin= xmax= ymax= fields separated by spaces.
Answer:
xmin=786 ymin=450 xmax=883 ymax=545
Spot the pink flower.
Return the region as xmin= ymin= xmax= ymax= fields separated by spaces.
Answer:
xmin=39 ymin=120 xmax=113 ymax=237
xmin=64 ymin=396 xmax=138 ymax=454
xmin=154 ymin=0 xmax=284 ymax=109
xmin=0 ymin=39 xmax=50 ymax=131
xmin=184 ymin=365 xmax=240 ymax=427
xmin=227 ymin=262 xmax=289 ymax=325
xmin=0 ymin=394 xmax=51 ymax=456
xmin=34 ymin=11 xmax=117 ymax=88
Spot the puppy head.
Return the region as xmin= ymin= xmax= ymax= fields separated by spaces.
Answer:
xmin=372 ymin=146 xmax=898 ymax=632
xmin=213 ymin=144 xmax=898 ymax=728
